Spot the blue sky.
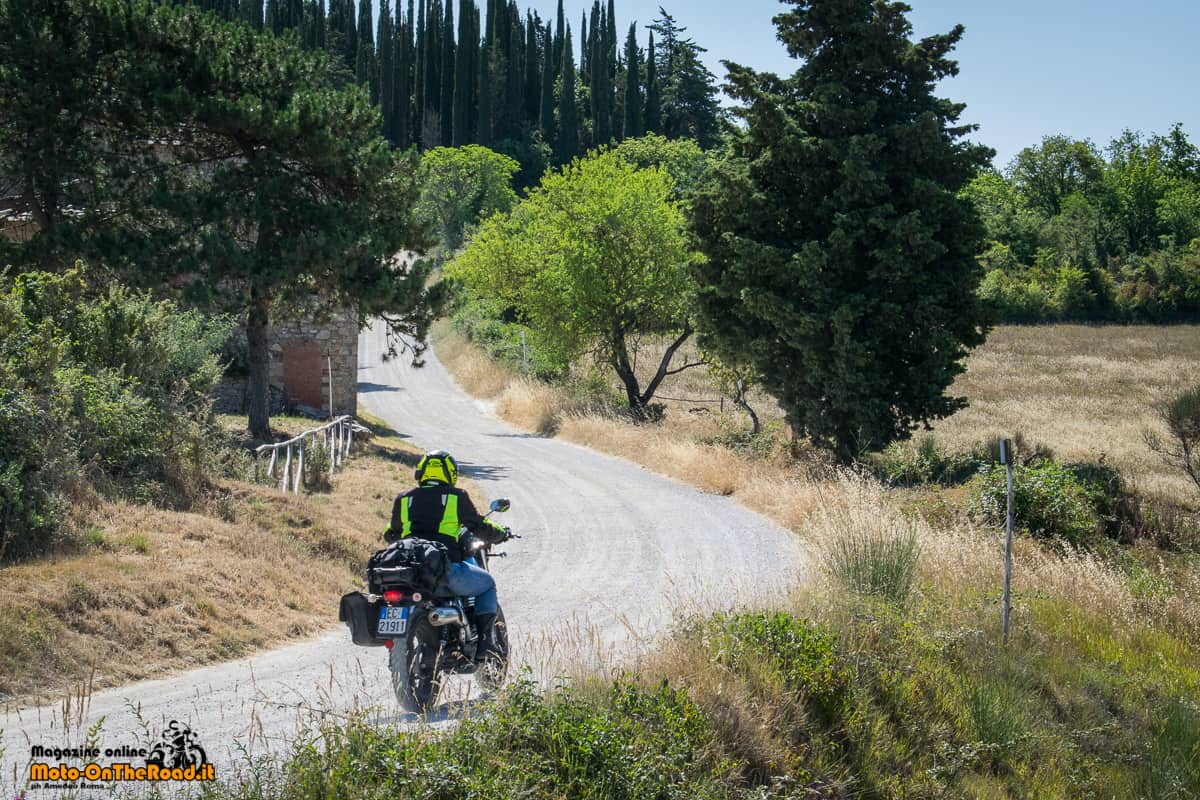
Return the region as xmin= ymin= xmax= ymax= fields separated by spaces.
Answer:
xmin=376 ymin=0 xmax=1200 ymax=167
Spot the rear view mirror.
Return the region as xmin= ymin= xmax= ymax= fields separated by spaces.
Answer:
xmin=489 ymin=498 xmax=511 ymax=513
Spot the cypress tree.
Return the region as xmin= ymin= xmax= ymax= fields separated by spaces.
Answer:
xmin=554 ymin=0 xmax=564 ymax=69
xmin=524 ymin=12 xmax=539 ymax=126
xmin=265 ymin=0 xmax=280 ymax=34
xmin=579 ymin=12 xmax=588 ymax=85
xmin=452 ymin=0 xmax=473 ymax=145
xmin=380 ymin=0 xmax=396 ymax=141
xmin=555 ymin=23 xmax=577 ymax=163
xmin=644 ymin=32 xmax=660 ymax=133
xmin=415 ymin=0 xmax=426 ymax=127
xmin=539 ymin=20 xmax=555 ymax=140
xmin=439 ymin=0 xmax=455 ymax=144
xmin=396 ymin=1 xmax=415 ymax=147
xmin=477 ymin=8 xmax=492 ymax=145
xmin=344 ymin=0 xmax=357 ymax=73
xmin=242 ymin=0 xmax=263 ymax=30
xmin=692 ymin=0 xmax=993 ymax=460
xmin=357 ymin=0 xmax=376 ymax=101
xmin=622 ymin=22 xmax=641 ymax=138
xmin=425 ymin=0 xmax=441 ymax=117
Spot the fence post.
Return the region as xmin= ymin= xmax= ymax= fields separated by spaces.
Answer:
xmin=280 ymin=444 xmax=290 ymax=492
xmin=1001 ymin=438 xmax=1015 ymax=644
xmin=345 ymin=419 xmax=353 ymax=459
xmin=294 ymin=441 xmax=304 ymax=494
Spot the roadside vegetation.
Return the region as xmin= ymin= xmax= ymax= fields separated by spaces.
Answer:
xmin=0 ymin=412 xmax=432 ymax=706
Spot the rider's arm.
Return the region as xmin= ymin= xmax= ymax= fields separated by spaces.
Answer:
xmin=383 ymin=493 xmax=407 ymax=542
xmin=456 ymin=490 xmax=508 ymax=543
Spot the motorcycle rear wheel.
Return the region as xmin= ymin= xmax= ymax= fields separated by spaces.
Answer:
xmin=389 ymin=615 xmax=443 ymax=713
xmin=474 ymin=605 xmax=509 ymax=693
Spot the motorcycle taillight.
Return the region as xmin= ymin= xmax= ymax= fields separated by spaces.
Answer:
xmin=383 ymin=590 xmax=404 ymax=604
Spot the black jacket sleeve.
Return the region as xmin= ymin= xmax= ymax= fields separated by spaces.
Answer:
xmin=384 ymin=492 xmax=407 ymax=542
xmin=456 ymin=489 xmax=507 ymax=544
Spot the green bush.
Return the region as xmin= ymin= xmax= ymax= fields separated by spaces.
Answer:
xmin=872 ymin=434 xmax=983 ymax=486
xmin=0 ymin=268 xmax=233 ymax=561
xmin=717 ymin=613 xmax=852 ymax=723
xmin=972 ymin=460 xmax=1101 ymax=547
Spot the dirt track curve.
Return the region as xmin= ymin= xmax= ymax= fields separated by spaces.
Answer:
xmin=1 ymin=322 xmax=804 ymax=792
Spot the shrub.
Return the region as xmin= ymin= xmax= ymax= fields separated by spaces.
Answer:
xmin=824 ymin=524 xmax=922 ymax=603
xmin=718 ymin=613 xmax=852 ymax=723
xmin=872 ymin=434 xmax=983 ymax=486
xmin=972 ymin=460 xmax=1101 ymax=547
xmin=0 ymin=268 xmax=233 ymax=562
xmin=1146 ymin=384 xmax=1200 ymax=497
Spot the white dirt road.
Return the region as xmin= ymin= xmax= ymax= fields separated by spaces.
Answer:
xmin=1 ymin=322 xmax=804 ymax=794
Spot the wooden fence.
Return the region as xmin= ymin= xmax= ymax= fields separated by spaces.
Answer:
xmin=255 ymin=415 xmax=359 ymax=494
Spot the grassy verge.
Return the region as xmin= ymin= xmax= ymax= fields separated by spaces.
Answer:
xmin=413 ymin=322 xmax=1200 ymax=796
xmin=0 ymin=413 xmax=433 ymax=708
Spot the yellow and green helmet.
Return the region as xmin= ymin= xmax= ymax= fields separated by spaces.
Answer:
xmin=415 ymin=449 xmax=459 ymax=486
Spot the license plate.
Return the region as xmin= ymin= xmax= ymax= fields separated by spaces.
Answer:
xmin=377 ymin=606 xmax=410 ymax=636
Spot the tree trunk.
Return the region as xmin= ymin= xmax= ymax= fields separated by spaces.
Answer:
xmin=639 ymin=326 xmax=692 ymax=406
xmin=609 ymin=326 xmax=643 ymax=411
xmin=246 ymin=286 xmax=272 ymax=440
xmin=733 ymin=379 xmax=760 ymax=435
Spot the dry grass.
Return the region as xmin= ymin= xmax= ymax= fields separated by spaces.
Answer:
xmin=436 ymin=325 xmax=1200 ymax=652
xmin=932 ymin=324 xmax=1200 ymax=497
xmin=0 ymin=415 xmax=449 ymax=708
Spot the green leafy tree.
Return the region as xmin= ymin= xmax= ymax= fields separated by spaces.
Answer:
xmin=448 ymin=149 xmax=701 ymax=411
xmin=417 ymin=145 xmax=520 ymax=248
xmin=1008 ymin=135 xmax=1105 ymax=219
xmin=692 ymin=0 xmax=992 ymax=460
xmin=609 ymin=133 xmax=707 ymax=197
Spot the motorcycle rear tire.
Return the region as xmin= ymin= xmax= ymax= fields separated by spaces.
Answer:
xmin=389 ymin=615 xmax=443 ymax=713
xmin=474 ymin=605 xmax=509 ymax=693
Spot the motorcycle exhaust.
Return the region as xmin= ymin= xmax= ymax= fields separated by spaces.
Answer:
xmin=428 ymin=607 xmax=464 ymax=627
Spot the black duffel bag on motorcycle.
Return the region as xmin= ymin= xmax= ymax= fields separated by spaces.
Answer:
xmin=365 ymin=538 xmax=450 ymax=594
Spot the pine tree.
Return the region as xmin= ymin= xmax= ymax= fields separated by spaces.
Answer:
xmin=644 ymin=32 xmax=660 ymax=133
xmin=555 ymin=23 xmax=577 ymax=163
xmin=622 ymin=22 xmax=641 ymax=138
xmin=692 ymin=0 xmax=994 ymax=460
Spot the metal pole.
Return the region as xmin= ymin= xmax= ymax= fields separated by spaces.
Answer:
xmin=1002 ymin=438 xmax=1015 ymax=644
xmin=521 ymin=330 xmax=529 ymax=373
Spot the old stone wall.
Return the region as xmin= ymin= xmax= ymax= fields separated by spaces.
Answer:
xmin=213 ymin=304 xmax=358 ymax=418
xmin=269 ymin=306 xmax=359 ymax=416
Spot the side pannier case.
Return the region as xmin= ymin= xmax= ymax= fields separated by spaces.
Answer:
xmin=339 ymin=591 xmax=387 ymax=647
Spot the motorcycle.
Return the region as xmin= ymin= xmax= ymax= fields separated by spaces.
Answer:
xmin=368 ymin=498 xmax=517 ymax=713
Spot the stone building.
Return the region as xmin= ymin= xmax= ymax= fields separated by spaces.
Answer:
xmin=215 ymin=304 xmax=359 ymax=418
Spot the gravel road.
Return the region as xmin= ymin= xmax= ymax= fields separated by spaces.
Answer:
xmin=1 ymin=322 xmax=804 ymax=793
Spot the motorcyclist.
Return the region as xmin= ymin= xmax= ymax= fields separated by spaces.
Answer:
xmin=383 ymin=449 xmax=509 ymax=663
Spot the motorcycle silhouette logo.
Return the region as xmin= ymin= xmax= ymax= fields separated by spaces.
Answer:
xmin=145 ymin=721 xmax=208 ymax=770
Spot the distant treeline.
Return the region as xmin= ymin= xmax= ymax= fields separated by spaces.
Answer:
xmin=174 ymin=0 xmax=722 ymax=177
xmin=968 ymin=127 xmax=1200 ymax=323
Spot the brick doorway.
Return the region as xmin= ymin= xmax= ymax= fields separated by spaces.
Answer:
xmin=282 ymin=341 xmax=324 ymax=410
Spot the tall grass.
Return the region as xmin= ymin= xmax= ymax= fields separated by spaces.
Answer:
xmin=823 ymin=524 xmax=921 ymax=603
